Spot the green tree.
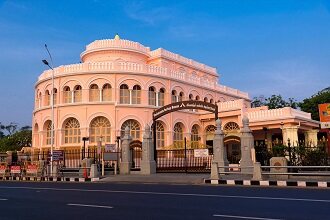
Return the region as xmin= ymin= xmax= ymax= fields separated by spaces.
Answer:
xmin=299 ymin=87 xmax=330 ymax=120
xmin=251 ymin=95 xmax=298 ymax=109
xmin=0 ymin=124 xmax=32 ymax=152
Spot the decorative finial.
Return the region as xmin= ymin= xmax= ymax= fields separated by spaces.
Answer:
xmin=216 ymin=118 xmax=222 ymax=130
xmin=145 ymin=124 xmax=150 ymax=131
xmin=242 ymin=116 xmax=249 ymax=127
xmin=125 ymin=126 xmax=130 ymax=135
xmin=114 ymin=33 xmax=120 ymax=40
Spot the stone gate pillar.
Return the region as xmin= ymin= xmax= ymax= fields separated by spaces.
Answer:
xmin=120 ymin=126 xmax=132 ymax=174
xmin=141 ymin=124 xmax=156 ymax=174
xmin=240 ymin=116 xmax=254 ymax=173
xmin=213 ymin=118 xmax=229 ymax=174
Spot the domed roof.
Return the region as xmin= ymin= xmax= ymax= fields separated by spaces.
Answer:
xmin=80 ymin=34 xmax=151 ymax=62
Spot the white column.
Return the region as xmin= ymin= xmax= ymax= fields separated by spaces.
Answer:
xmin=156 ymin=92 xmax=159 ymax=106
xmin=71 ymin=91 xmax=74 ymax=103
xmin=99 ymin=89 xmax=102 ymax=102
xmin=305 ymin=130 xmax=319 ymax=147
xmin=129 ymin=90 xmax=132 ymax=104
xmin=282 ymin=127 xmax=299 ymax=146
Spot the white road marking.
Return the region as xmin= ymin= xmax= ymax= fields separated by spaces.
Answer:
xmin=0 ymin=186 xmax=329 ymax=203
xmin=0 ymin=198 xmax=8 ymax=201
xmin=213 ymin=214 xmax=283 ymax=220
xmin=67 ymin=203 xmax=113 ymax=209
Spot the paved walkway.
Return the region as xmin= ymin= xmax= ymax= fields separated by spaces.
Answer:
xmin=99 ymin=173 xmax=210 ymax=184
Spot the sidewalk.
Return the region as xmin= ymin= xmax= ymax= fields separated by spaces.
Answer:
xmin=98 ymin=173 xmax=210 ymax=184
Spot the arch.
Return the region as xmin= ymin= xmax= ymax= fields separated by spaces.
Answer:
xmin=63 ymin=117 xmax=81 ymax=144
xmin=148 ymin=86 xmax=156 ymax=106
xmin=158 ymin=88 xmax=165 ymax=106
xmin=156 ymin=120 xmax=165 ymax=149
xmin=120 ymin=84 xmax=129 ymax=104
xmin=173 ymin=122 xmax=184 ymax=148
xmin=63 ymin=86 xmax=71 ymax=103
xmin=89 ymin=84 xmax=99 ymax=102
xmin=89 ymin=116 xmax=111 ymax=143
xmin=203 ymin=97 xmax=208 ymax=102
xmin=87 ymin=112 xmax=115 ymax=129
xmin=145 ymin=79 xmax=166 ymax=91
xmin=73 ymin=85 xmax=82 ymax=103
xmin=86 ymin=76 xmax=114 ymax=89
xmin=191 ymin=124 xmax=200 ymax=148
xmin=224 ymin=136 xmax=241 ymax=164
xmin=121 ymin=119 xmax=141 ymax=140
xmin=60 ymin=78 xmax=84 ymax=91
xmin=132 ymin=84 xmax=141 ymax=104
xmin=102 ymin=83 xmax=112 ymax=101
xmin=117 ymin=77 xmax=145 ymax=90
xmin=205 ymin=125 xmax=216 ymax=141
xmin=178 ymin=91 xmax=184 ymax=102
xmin=223 ymin=122 xmax=240 ymax=132
xmin=43 ymin=120 xmax=53 ymax=145
xmin=34 ymin=123 xmax=39 ymax=132
xmin=171 ymin=90 xmax=178 ymax=103
xmin=60 ymin=114 xmax=82 ymax=129
xmin=45 ymin=90 xmax=50 ymax=106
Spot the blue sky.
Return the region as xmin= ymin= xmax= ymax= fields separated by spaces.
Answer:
xmin=0 ymin=0 xmax=329 ymax=126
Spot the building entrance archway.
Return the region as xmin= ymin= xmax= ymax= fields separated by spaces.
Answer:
xmin=152 ymin=101 xmax=218 ymax=172
xmin=224 ymin=136 xmax=241 ymax=164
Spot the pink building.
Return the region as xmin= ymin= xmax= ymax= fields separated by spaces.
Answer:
xmin=32 ymin=35 xmax=319 ymax=162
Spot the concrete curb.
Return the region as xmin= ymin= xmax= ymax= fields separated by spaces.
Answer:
xmin=0 ymin=176 xmax=100 ymax=182
xmin=204 ymin=179 xmax=330 ymax=188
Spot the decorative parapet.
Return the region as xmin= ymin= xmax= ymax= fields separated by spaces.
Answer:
xmin=247 ymin=107 xmax=312 ymax=122
xmin=149 ymin=48 xmax=217 ymax=75
xmin=218 ymin=99 xmax=244 ymax=111
xmin=38 ymin=61 xmax=248 ymax=99
xmin=83 ymin=39 xmax=151 ymax=56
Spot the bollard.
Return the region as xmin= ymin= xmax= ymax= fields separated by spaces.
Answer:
xmin=252 ymin=162 xmax=262 ymax=181
xmin=210 ymin=162 xmax=220 ymax=180
xmin=90 ymin=164 xmax=99 ymax=178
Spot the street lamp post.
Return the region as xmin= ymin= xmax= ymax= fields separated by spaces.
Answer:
xmin=42 ymin=44 xmax=55 ymax=177
xmin=82 ymin=137 xmax=89 ymax=159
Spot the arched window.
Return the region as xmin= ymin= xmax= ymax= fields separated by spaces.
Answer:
xmin=171 ymin=90 xmax=177 ymax=103
xmin=120 ymin=84 xmax=129 ymax=104
xmin=35 ymin=92 xmax=40 ymax=109
xmin=195 ymin=95 xmax=200 ymax=101
xmin=121 ymin=119 xmax=141 ymax=140
xmin=132 ymin=85 xmax=141 ymax=104
xmin=89 ymin=84 xmax=99 ymax=102
xmin=74 ymin=85 xmax=82 ymax=103
xmin=63 ymin=86 xmax=71 ymax=103
xmin=210 ymin=99 xmax=214 ymax=104
xmin=158 ymin=88 xmax=165 ymax=106
xmin=178 ymin=92 xmax=184 ymax=102
xmin=189 ymin=94 xmax=193 ymax=100
xmin=89 ymin=117 xmax=111 ymax=143
xmin=224 ymin=122 xmax=240 ymax=132
xmin=204 ymin=97 xmax=208 ymax=102
xmin=148 ymin=87 xmax=156 ymax=106
xmin=45 ymin=90 xmax=50 ymax=106
xmin=156 ymin=121 xmax=165 ymax=149
xmin=64 ymin=118 xmax=80 ymax=144
xmin=53 ymin=88 xmax=57 ymax=105
xmin=205 ymin=125 xmax=216 ymax=141
xmin=45 ymin=120 xmax=53 ymax=145
xmin=191 ymin=125 xmax=199 ymax=148
xmin=102 ymin=84 xmax=112 ymax=101
xmin=173 ymin=123 xmax=184 ymax=148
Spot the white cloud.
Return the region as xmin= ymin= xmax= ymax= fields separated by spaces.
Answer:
xmin=124 ymin=1 xmax=174 ymax=25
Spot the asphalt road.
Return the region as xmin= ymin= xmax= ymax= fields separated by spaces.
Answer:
xmin=0 ymin=182 xmax=329 ymax=220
